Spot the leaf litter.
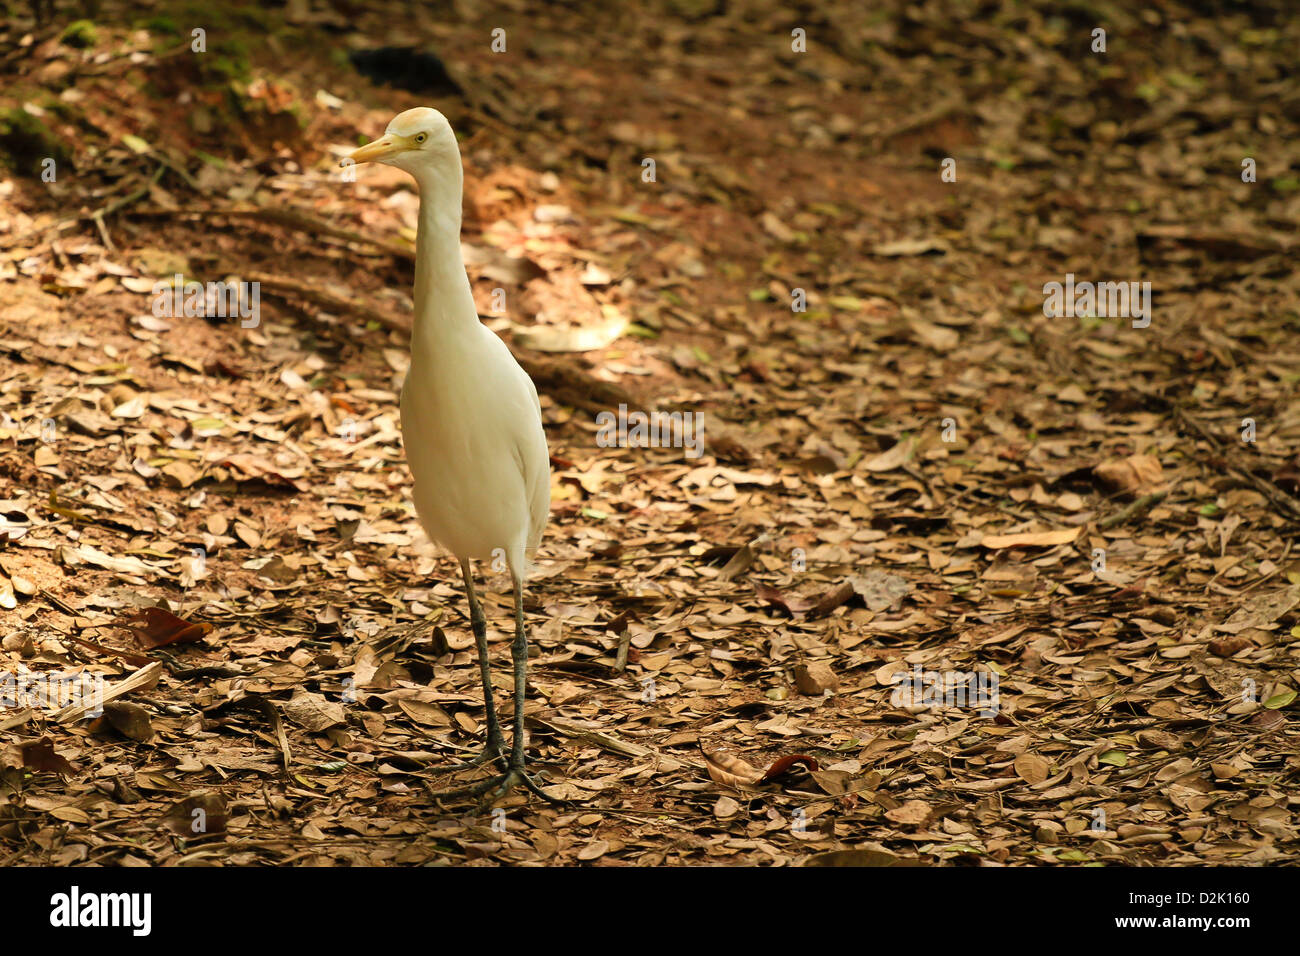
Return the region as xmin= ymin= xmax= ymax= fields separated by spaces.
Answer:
xmin=0 ymin=1 xmax=1297 ymax=866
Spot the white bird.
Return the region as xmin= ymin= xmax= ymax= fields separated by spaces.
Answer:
xmin=343 ymin=108 xmax=557 ymax=805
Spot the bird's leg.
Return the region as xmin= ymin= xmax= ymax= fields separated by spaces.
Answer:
xmin=427 ymin=565 xmax=567 ymax=807
xmin=426 ymin=559 xmax=507 ymax=777
xmin=464 ymin=558 xmax=509 ymax=761
xmin=482 ymin=568 xmax=564 ymax=804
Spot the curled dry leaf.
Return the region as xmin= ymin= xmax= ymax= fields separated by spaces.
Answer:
xmin=1094 ymin=453 xmax=1163 ymax=494
xmin=863 ymin=436 xmax=916 ymax=473
xmin=701 ymin=744 xmax=819 ymax=789
xmin=118 ymin=606 xmax=212 ymax=649
xmin=883 ymin=799 xmax=933 ymax=826
xmin=164 ymin=792 xmax=229 ymax=839
xmin=97 ymin=701 xmax=155 ymax=741
xmin=754 ymin=583 xmax=815 ymax=617
xmin=701 ymin=746 xmax=764 ymax=788
xmin=18 ymin=737 xmax=76 ymax=775
xmin=717 ymin=539 xmax=761 ymax=582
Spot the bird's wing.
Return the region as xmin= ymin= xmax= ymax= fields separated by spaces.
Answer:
xmin=520 ymin=403 xmax=550 ymax=558
xmin=481 ymin=330 xmax=549 ymax=567
xmin=500 ymin=371 xmax=549 ymax=562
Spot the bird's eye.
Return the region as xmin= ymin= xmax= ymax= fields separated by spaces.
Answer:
xmin=414 ymin=133 xmax=427 ymax=144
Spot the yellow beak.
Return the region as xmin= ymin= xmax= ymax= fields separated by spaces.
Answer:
xmin=343 ymin=134 xmax=403 ymax=166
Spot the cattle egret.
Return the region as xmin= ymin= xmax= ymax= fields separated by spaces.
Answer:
xmin=342 ymin=108 xmax=557 ymax=805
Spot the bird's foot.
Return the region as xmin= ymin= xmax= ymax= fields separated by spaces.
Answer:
xmin=424 ymin=733 xmax=509 ymax=777
xmin=425 ymin=758 xmax=568 ymax=808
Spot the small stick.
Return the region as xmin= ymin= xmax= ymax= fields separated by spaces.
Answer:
xmin=1098 ymin=488 xmax=1171 ymax=529
xmin=613 ymin=630 xmax=632 ymax=673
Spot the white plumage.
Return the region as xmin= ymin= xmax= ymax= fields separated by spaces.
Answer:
xmin=343 ymin=107 xmax=557 ymax=804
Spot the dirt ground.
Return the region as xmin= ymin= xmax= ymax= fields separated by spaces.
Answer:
xmin=0 ymin=0 xmax=1298 ymax=866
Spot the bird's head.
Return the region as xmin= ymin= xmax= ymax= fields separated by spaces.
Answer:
xmin=341 ymin=107 xmax=459 ymax=177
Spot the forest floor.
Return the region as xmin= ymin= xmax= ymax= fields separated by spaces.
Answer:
xmin=0 ymin=0 xmax=1298 ymax=866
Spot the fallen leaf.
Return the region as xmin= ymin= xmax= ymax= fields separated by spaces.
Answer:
xmin=758 ymin=754 xmax=820 ymax=783
xmin=1095 ymin=454 xmax=1163 ymax=494
xmin=97 ymin=701 xmax=155 ymax=741
xmin=118 ymin=607 xmax=212 ymax=649
xmin=701 ymin=746 xmax=764 ymax=788
xmin=1014 ymin=753 xmax=1050 ymax=784
xmin=863 ymin=437 xmax=916 ymax=472
xmin=793 ymin=662 xmax=839 ymax=695
xmin=282 ymin=690 xmax=346 ymax=732
xmin=163 ymin=792 xmax=228 ymax=838
xmin=1217 ymin=584 xmax=1300 ymax=634
xmin=884 ymin=799 xmax=932 ymax=825
xmin=714 ymin=795 xmax=741 ymax=819
xmin=19 ymin=737 xmax=75 ymax=774
xmin=981 ymin=527 xmax=1080 ymax=549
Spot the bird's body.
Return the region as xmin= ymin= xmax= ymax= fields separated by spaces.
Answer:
xmin=343 ymin=107 xmax=557 ymax=805
xmin=401 ymin=304 xmax=548 ymax=567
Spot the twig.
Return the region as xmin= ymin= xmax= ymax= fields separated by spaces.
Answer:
xmin=8 ymin=165 xmax=166 ymax=249
xmin=1098 ymin=488 xmax=1171 ymax=529
xmin=613 ymin=630 xmax=632 ymax=673
xmin=1173 ymin=408 xmax=1300 ymax=523
xmin=217 ymin=207 xmax=414 ymax=260
xmin=40 ymin=588 xmax=80 ymax=617
xmin=248 ymin=271 xmax=404 ymax=331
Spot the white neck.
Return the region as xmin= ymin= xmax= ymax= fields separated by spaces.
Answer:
xmin=410 ymin=160 xmax=477 ymax=349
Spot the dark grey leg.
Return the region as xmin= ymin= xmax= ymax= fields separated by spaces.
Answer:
xmin=427 ymin=562 xmax=566 ymax=806
xmin=426 ymin=559 xmax=507 ymax=777
xmin=464 ymin=558 xmax=508 ymax=760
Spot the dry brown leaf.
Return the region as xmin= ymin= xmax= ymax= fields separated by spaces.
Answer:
xmin=793 ymin=661 xmax=839 ymax=695
xmin=863 ymin=437 xmax=916 ymax=472
xmin=1094 ymin=454 xmax=1163 ymax=494
xmin=884 ymin=800 xmax=933 ymax=825
xmin=282 ymin=690 xmax=346 ymax=732
xmin=1014 ymin=753 xmax=1051 ymax=784
xmin=701 ymin=746 xmax=764 ymax=788
xmin=981 ymin=527 xmax=1080 ymax=549
xmin=118 ymin=607 xmax=212 ymax=649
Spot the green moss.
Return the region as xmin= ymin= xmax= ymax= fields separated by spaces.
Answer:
xmin=0 ymin=108 xmax=71 ymax=174
xmin=61 ymin=19 xmax=99 ymax=48
xmin=174 ymin=1 xmax=274 ymax=33
xmin=143 ymin=16 xmax=180 ymax=36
